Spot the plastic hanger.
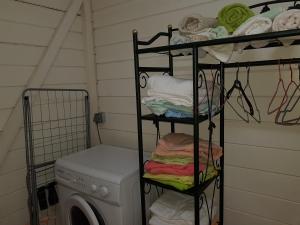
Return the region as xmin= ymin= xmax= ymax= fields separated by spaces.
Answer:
xmin=275 ymin=64 xmax=299 ymax=124
xmin=279 ymin=64 xmax=300 ymax=125
xmin=267 ymin=62 xmax=288 ymax=115
xmin=237 ymin=66 xmax=262 ymax=123
xmin=226 ymin=66 xmax=254 ymax=116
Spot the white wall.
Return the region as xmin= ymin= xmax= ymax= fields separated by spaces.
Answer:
xmin=0 ymin=0 xmax=87 ymax=224
xmin=92 ymin=1 xmax=300 ymax=225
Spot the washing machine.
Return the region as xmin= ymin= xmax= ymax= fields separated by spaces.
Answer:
xmin=55 ymin=144 xmax=153 ymax=225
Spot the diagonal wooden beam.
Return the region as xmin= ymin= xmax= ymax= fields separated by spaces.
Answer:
xmin=0 ymin=0 xmax=83 ymax=165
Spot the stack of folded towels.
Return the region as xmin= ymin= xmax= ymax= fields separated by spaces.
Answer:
xmin=144 ymin=133 xmax=223 ymax=191
xmin=149 ymin=190 xmax=217 ymax=225
xmin=142 ymin=75 xmax=220 ymax=118
xmin=171 ymin=2 xmax=300 ymax=62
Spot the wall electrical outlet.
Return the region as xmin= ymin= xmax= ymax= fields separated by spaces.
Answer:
xmin=93 ymin=112 xmax=105 ymax=124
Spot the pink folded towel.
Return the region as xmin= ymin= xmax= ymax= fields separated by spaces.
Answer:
xmin=145 ymin=161 xmax=206 ymax=176
xmin=158 ymin=133 xmax=223 ymax=160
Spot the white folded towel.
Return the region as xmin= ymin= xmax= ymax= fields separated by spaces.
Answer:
xmin=179 ymin=14 xmax=217 ymax=36
xmin=147 ymin=75 xmax=218 ymax=107
xmin=149 ymin=191 xmax=216 ymax=225
xmin=272 ymin=9 xmax=300 ymax=46
xmin=188 ymin=26 xmax=234 ymax=62
xmin=148 ymin=75 xmax=208 ymax=98
xmin=149 ymin=215 xmax=211 ymax=225
xmin=170 ymin=33 xmax=207 ymax=57
xmin=233 ymin=15 xmax=273 ymax=51
xmin=273 ymin=9 xmax=300 ymax=31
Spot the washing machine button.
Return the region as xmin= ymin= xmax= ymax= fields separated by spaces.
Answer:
xmin=99 ymin=186 xmax=109 ymax=197
xmin=91 ymin=184 xmax=97 ymax=192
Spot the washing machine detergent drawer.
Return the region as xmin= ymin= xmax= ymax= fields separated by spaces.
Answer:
xmin=55 ymin=167 xmax=121 ymax=206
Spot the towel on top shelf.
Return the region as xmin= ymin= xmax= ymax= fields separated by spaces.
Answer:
xmin=233 ymin=15 xmax=273 ymax=50
xmin=179 ymin=14 xmax=217 ymax=36
xmin=186 ymin=26 xmax=234 ymax=62
xmin=217 ymin=3 xmax=255 ymax=33
xmin=273 ymin=9 xmax=300 ymax=31
xmin=149 ymin=191 xmax=216 ymax=225
xmin=170 ymin=33 xmax=207 ymax=57
xmin=272 ymin=9 xmax=300 ymax=46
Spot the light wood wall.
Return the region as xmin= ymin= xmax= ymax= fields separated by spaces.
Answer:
xmin=92 ymin=0 xmax=300 ymax=225
xmin=0 ymin=0 xmax=87 ymax=224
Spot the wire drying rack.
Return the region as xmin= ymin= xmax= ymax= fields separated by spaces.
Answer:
xmin=23 ymin=88 xmax=91 ymax=225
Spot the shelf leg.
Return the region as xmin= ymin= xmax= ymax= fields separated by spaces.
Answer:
xmin=133 ymin=30 xmax=147 ymax=225
xmin=219 ymin=62 xmax=225 ymax=225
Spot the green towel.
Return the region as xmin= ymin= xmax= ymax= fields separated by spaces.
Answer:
xmin=218 ymin=3 xmax=255 ymax=33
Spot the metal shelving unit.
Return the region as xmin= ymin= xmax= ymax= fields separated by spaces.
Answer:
xmin=133 ymin=1 xmax=300 ymax=225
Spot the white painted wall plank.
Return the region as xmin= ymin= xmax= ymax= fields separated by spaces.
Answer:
xmin=92 ymin=0 xmax=131 ymax=11
xmin=225 ymin=187 xmax=300 ymax=225
xmin=0 ymin=169 xmax=26 ymax=197
xmin=225 ymin=208 xmax=287 ymax=225
xmin=0 ymin=208 xmax=29 ymax=225
xmin=20 ymin=0 xmax=72 ymax=11
xmin=0 ymin=188 xmax=27 ymax=219
xmin=0 ymin=1 xmax=82 ymax=32
xmin=225 ymin=166 xmax=300 ymax=202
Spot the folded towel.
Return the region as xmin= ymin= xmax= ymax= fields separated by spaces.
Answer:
xmin=146 ymin=75 xmax=217 ymax=107
xmin=148 ymin=75 xmax=207 ymax=98
xmin=233 ymin=15 xmax=273 ymax=50
xmin=158 ymin=133 xmax=223 ymax=160
xmin=272 ymin=9 xmax=300 ymax=46
xmin=260 ymin=7 xmax=285 ymax=20
xmin=218 ymin=3 xmax=255 ymax=33
xmin=144 ymin=167 xmax=217 ymax=191
xmin=149 ymin=214 xmax=212 ymax=225
xmin=188 ymin=26 xmax=234 ymax=62
xmin=165 ymin=110 xmax=193 ymax=118
xmin=273 ymin=9 xmax=300 ymax=31
xmin=234 ymin=15 xmax=272 ymax=36
xmin=179 ymin=14 xmax=217 ymax=36
xmin=150 ymin=191 xmax=216 ymax=224
xmin=170 ymin=33 xmax=207 ymax=57
xmin=155 ymin=143 xmax=223 ymax=161
xmin=145 ymin=161 xmax=206 ymax=176
xmin=152 ymin=153 xmax=195 ymax=165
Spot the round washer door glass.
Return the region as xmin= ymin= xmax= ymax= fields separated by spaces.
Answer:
xmin=66 ymin=195 xmax=106 ymax=225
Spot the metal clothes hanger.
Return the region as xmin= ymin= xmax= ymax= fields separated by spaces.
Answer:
xmin=237 ymin=66 xmax=262 ymax=123
xmin=268 ymin=62 xmax=288 ymax=115
xmin=226 ymin=66 xmax=254 ymax=122
xmin=275 ymin=64 xmax=299 ymax=124
xmin=260 ymin=4 xmax=270 ymax=13
xmin=280 ymin=64 xmax=300 ymax=125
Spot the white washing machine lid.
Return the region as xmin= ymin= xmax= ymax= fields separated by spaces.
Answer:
xmin=55 ymin=145 xmax=139 ymax=184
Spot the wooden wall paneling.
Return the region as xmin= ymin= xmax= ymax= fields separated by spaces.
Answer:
xmin=0 ymin=0 xmax=83 ymax=165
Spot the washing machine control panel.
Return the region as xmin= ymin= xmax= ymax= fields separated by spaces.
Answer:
xmin=55 ymin=166 xmax=120 ymax=205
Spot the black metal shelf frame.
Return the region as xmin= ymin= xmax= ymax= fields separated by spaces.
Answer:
xmin=133 ymin=1 xmax=300 ymax=225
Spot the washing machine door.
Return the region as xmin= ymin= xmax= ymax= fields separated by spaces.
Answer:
xmin=65 ymin=195 xmax=106 ymax=225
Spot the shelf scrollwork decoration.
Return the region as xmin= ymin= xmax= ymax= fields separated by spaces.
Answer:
xmin=139 ymin=72 xmax=149 ymax=88
xmin=198 ymin=69 xmax=206 ymax=89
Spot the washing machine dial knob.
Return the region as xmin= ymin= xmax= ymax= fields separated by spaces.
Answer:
xmin=99 ymin=186 xmax=109 ymax=197
xmin=91 ymin=184 xmax=97 ymax=192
